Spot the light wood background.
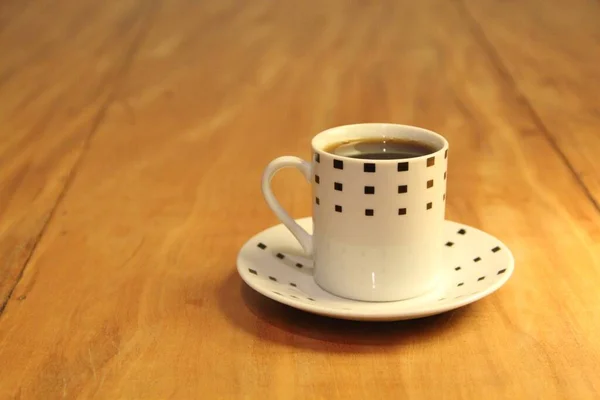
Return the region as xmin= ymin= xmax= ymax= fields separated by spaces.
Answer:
xmin=1 ymin=0 xmax=599 ymax=399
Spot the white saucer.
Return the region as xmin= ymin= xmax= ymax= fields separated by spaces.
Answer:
xmin=236 ymin=217 xmax=514 ymax=321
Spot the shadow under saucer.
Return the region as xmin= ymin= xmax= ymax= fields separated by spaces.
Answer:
xmin=218 ymin=270 xmax=474 ymax=353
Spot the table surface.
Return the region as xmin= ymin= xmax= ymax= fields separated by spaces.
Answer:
xmin=1 ymin=0 xmax=599 ymax=399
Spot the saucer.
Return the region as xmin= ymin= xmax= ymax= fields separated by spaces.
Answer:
xmin=236 ymin=217 xmax=514 ymax=321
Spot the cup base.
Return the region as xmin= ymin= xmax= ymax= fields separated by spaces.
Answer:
xmin=314 ymin=274 xmax=441 ymax=303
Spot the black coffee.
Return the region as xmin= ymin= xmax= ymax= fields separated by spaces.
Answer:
xmin=325 ymin=138 xmax=436 ymax=160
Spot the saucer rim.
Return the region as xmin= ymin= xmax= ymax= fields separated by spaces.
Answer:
xmin=236 ymin=217 xmax=515 ymax=321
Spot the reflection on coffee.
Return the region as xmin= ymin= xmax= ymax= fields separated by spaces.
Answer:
xmin=325 ymin=138 xmax=436 ymax=160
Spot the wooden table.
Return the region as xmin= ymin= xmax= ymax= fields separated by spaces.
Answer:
xmin=1 ymin=0 xmax=599 ymax=398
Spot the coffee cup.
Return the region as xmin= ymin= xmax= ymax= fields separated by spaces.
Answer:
xmin=261 ymin=123 xmax=449 ymax=302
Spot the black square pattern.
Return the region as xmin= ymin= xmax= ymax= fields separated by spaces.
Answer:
xmin=315 ymin=175 xmax=320 ymax=184
xmin=398 ymin=208 xmax=407 ymax=215
xmin=365 ymin=209 xmax=374 ymax=216
xmin=364 ymin=186 xmax=375 ymax=194
xmin=364 ymin=163 xmax=376 ymax=173
xmin=492 ymin=246 xmax=501 ymax=252
xmin=426 ymin=202 xmax=432 ymax=210
xmin=335 ymin=205 xmax=342 ymax=212
xmin=445 ymin=149 xmax=448 ymax=159
xmin=315 ymin=197 xmax=320 ymax=205
xmin=427 ymin=179 xmax=434 ymax=188
xmin=427 ymin=156 xmax=435 ymax=167
xmin=445 ymin=241 xmax=454 ymax=247
xmin=458 ymin=229 xmax=466 ymax=235
xmin=315 ymin=153 xmax=320 ymax=163
xmin=276 ymin=253 xmax=285 ymax=259
xmin=334 ymin=182 xmax=343 ymax=191
xmin=257 ymin=242 xmax=267 ymax=249
xmin=398 ymin=185 xmax=407 ymax=194
xmin=473 ymin=257 xmax=481 ymax=262
xmin=398 ymin=162 xmax=409 ymax=172
xmin=334 ymin=159 xmax=343 ymax=169
xmin=444 ymin=171 xmax=447 ymax=180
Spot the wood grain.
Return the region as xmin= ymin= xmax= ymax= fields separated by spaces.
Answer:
xmin=460 ymin=0 xmax=600 ymax=207
xmin=0 ymin=0 xmax=156 ymax=309
xmin=0 ymin=0 xmax=599 ymax=399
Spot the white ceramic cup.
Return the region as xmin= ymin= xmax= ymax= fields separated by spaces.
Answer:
xmin=261 ymin=123 xmax=449 ymax=302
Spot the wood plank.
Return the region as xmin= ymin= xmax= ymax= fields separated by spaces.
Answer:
xmin=0 ymin=0 xmax=599 ymax=398
xmin=460 ymin=0 xmax=600 ymax=207
xmin=0 ymin=0 xmax=154 ymax=308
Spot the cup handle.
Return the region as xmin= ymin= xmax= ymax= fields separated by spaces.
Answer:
xmin=261 ymin=156 xmax=313 ymax=256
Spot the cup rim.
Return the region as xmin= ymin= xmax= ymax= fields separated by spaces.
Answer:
xmin=311 ymin=123 xmax=448 ymax=163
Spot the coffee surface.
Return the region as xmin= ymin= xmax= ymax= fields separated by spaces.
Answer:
xmin=325 ymin=138 xmax=436 ymax=160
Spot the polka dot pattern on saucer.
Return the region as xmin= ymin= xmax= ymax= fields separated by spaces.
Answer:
xmin=237 ymin=217 xmax=514 ymax=321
